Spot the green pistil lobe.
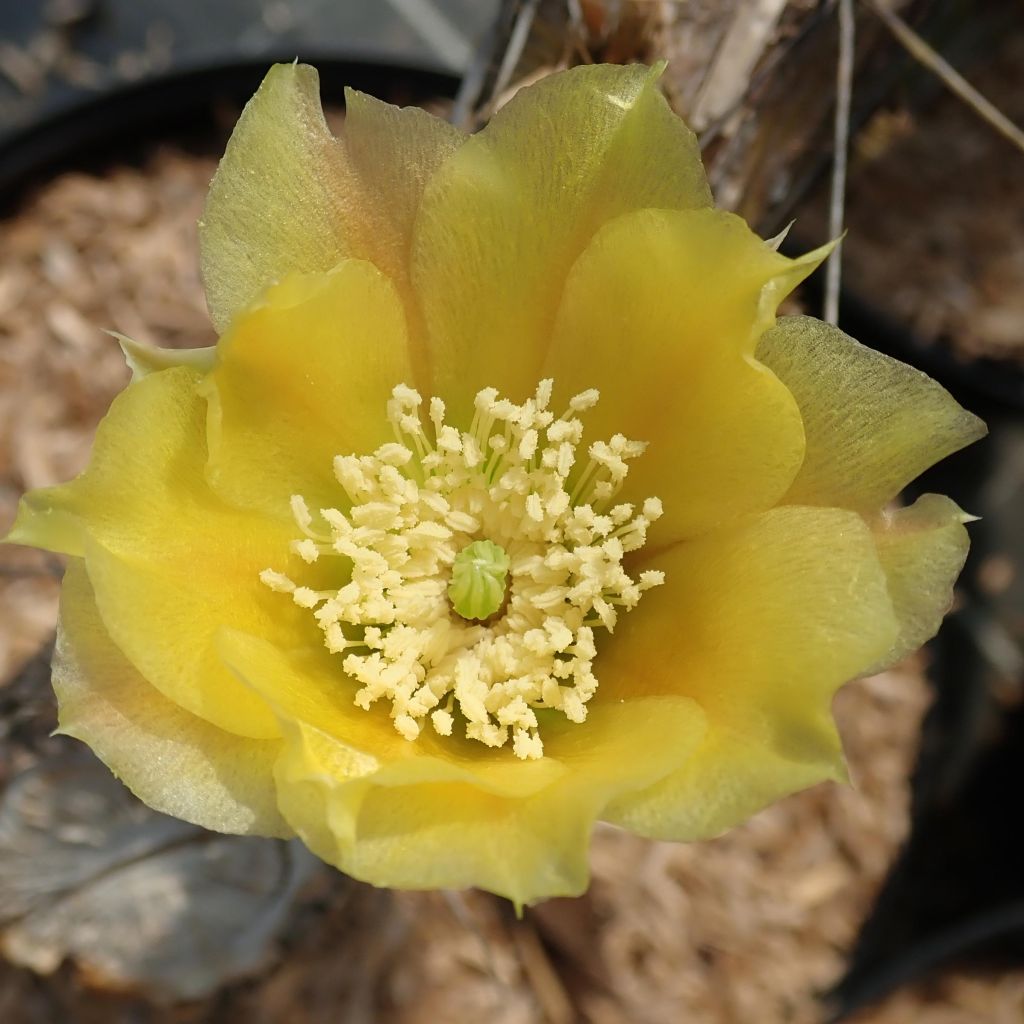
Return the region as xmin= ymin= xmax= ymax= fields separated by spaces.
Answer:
xmin=449 ymin=540 xmax=510 ymax=621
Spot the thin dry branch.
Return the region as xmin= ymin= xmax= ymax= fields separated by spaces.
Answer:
xmin=491 ymin=0 xmax=542 ymax=111
xmin=825 ymin=0 xmax=855 ymax=325
xmin=864 ymin=0 xmax=1024 ymax=155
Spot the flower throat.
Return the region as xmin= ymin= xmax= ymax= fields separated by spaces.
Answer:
xmin=261 ymin=380 xmax=664 ymax=759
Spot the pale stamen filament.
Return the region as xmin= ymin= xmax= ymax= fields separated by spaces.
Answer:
xmin=261 ymin=380 xmax=664 ymax=760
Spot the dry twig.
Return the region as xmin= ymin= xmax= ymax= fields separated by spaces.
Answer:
xmin=825 ymin=0 xmax=855 ymax=325
xmin=863 ymin=0 xmax=1024 ymax=155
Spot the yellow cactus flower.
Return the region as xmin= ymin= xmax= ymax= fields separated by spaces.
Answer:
xmin=7 ymin=63 xmax=985 ymax=906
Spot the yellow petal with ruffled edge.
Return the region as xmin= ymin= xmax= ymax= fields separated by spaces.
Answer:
xmin=8 ymin=366 xmax=300 ymax=739
xmin=600 ymin=505 xmax=897 ymax=839
xmin=274 ymin=701 xmax=702 ymax=907
xmin=413 ymin=63 xmax=712 ymax=419
xmin=199 ymin=63 xmax=463 ymax=347
xmin=216 ymin=629 xmax=704 ymax=905
xmin=55 ymin=561 xmax=289 ymax=836
xmin=869 ymin=493 xmax=973 ymax=667
xmin=200 ymin=261 xmax=415 ymax=517
xmin=545 ymin=208 xmax=830 ymax=543
xmin=757 ymin=317 xmax=986 ymax=512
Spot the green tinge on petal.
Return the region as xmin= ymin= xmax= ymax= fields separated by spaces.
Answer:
xmin=200 ymin=64 xmax=353 ymax=334
xmin=6 ymin=484 xmax=85 ymax=557
xmin=757 ymin=237 xmax=837 ymax=321
xmin=758 ymin=316 xmax=987 ymax=512
xmin=342 ymin=86 xmax=463 ymax=259
xmin=199 ymin=63 xmax=465 ymax=357
xmin=56 ymin=560 xmax=290 ymax=837
xmin=111 ymin=331 xmax=216 ymax=382
xmin=869 ymin=493 xmax=973 ymax=669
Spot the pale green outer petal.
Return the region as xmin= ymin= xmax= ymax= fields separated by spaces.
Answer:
xmin=757 ymin=316 xmax=986 ymax=511
xmin=412 ymin=62 xmax=712 ymax=420
xmin=111 ymin=332 xmax=216 ymax=382
xmin=869 ymin=493 xmax=973 ymax=668
xmin=199 ymin=63 xmax=464 ymax=343
xmin=201 ymin=64 xmax=350 ymax=333
xmin=7 ymin=489 xmax=83 ymax=558
xmin=55 ymin=560 xmax=290 ymax=837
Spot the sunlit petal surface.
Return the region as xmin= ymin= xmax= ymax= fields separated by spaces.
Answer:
xmin=601 ymin=505 xmax=897 ymax=839
xmin=202 ymin=261 xmax=415 ymax=516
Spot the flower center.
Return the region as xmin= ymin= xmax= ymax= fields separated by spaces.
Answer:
xmin=260 ymin=380 xmax=664 ymax=760
xmin=449 ymin=539 xmax=510 ymax=620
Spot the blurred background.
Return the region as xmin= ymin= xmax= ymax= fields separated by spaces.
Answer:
xmin=1 ymin=1 xmax=1022 ymax=1022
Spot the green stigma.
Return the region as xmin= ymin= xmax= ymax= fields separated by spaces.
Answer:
xmin=448 ymin=540 xmax=511 ymax=621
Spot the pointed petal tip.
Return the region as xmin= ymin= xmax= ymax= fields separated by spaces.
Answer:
xmin=795 ymin=234 xmax=841 ymax=271
xmin=964 ymin=408 xmax=989 ymax=443
xmin=109 ymin=330 xmax=216 ymax=381
xmin=199 ymin=59 xmax=342 ymax=335
xmin=265 ymin=58 xmax=317 ymax=84
xmin=766 ymin=220 xmax=795 ymax=251
xmin=757 ymin=235 xmax=840 ymax=323
xmin=4 ymin=489 xmax=81 ymax=556
xmin=828 ymin=750 xmax=851 ymax=787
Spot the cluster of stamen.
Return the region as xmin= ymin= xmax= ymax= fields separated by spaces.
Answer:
xmin=261 ymin=380 xmax=664 ymax=759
